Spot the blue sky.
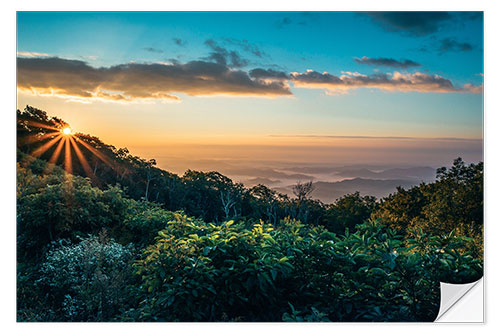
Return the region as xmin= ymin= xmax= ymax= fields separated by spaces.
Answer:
xmin=16 ymin=11 xmax=484 ymax=168
xmin=17 ymin=12 xmax=483 ymax=74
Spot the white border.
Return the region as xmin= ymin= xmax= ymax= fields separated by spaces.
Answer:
xmin=2 ymin=1 xmax=499 ymax=331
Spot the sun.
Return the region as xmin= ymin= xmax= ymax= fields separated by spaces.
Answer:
xmin=26 ymin=120 xmax=112 ymax=183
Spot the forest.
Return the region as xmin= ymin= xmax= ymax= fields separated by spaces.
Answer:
xmin=17 ymin=106 xmax=483 ymax=322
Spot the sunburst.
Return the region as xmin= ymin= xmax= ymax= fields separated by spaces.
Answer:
xmin=23 ymin=121 xmax=114 ymax=183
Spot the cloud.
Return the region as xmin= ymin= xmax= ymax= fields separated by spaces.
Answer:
xmin=172 ymin=38 xmax=187 ymax=47
xmin=462 ymin=84 xmax=483 ymax=94
xmin=459 ymin=12 xmax=483 ymax=21
xmin=204 ymin=39 xmax=249 ymax=68
xmin=290 ymin=69 xmax=481 ymax=94
xmin=438 ymin=38 xmax=473 ymax=53
xmin=17 ymin=52 xmax=481 ymax=104
xmin=249 ymin=68 xmax=290 ymax=80
xmin=274 ymin=12 xmax=315 ymax=28
xmin=17 ymin=51 xmax=51 ymax=57
xmin=354 ymin=56 xmax=421 ymax=69
xmin=366 ymin=12 xmax=453 ymax=36
xmin=418 ymin=37 xmax=475 ymax=55
xmin=17 ymin=57 xmax=292 ymax=103
xmin=143 ymin=47 xmax=164 ymax=54
xmin=81 ymin=55 xmax=98 ymax=61
xmin=223 ymin=38 xmax=266 ymax=58
xmin=268 ymin=134 xmax=482 ymax=142
xmin=275 ymin=17 xmax=293 ymax=28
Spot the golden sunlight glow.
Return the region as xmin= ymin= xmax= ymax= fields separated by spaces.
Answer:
xmin=23 ymin=121 xmax=117 ymax=184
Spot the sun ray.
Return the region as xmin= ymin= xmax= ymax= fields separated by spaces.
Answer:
xmin=75 ymin=137 xmax=115 ymax=170
xmin=69 ymin=136 xmax=98 ymax=183
xmin=23 ymin=126 xmax=119 ymax=184
xmin=64 ymin=137 xmax=73 ymax=174
xmin=49 ymin=137 xmax=66 ymax=164
xmin=20 ymin=132 xmax=60 ymax=145
xmin=23 ymin=120 xmax=61 ymax=131
xmin=31 ymin=134 xmax=63 ymax=158
xmin=43 ymin=136 xmax=67 ymax=174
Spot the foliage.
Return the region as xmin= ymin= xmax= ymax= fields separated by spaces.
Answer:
xmin=371 ymin=186 xmax=427 ymax=231
xmin=325 ymin=192 xmax=378 ymax=233
xmin=17 ymin=161 xmax=129 ymax=261
xmin=420 ymin=158 xmax=483 ymax=233
xmin=19 ymin=233 xmax=137 ymax=321
xmin=133 ymin=216 xmax=482 ymax=322
xmin=372 ymin=158 xmax=483 ymax=258
xmin=115 ymin=200 xmax=177 ymax=248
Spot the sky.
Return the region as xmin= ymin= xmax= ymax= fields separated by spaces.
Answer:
xmin=16 ymin=11 xmax=484 ymax=177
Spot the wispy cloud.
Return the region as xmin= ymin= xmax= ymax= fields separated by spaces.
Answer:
xmin=172 ymin=38 xmax=187 ymax=47
xmin=418 ymin=37 xmax=475 ymax=55
xmin=79 ymin=55 xmax=98 ymax=61
xmin=274 ymin=12 xmax=315 ymax=29
xmin=223 ymin=38 xmax=266 ymax=58
xmin=268 ymin=134 xmax=482 ymax=142
xmin=143 ymin=47 xmax=164 ymax=54
xmin=274 ymin=16 xmax=293 ymax=28
xmin=17 ymin=51 xmax=51 ymax=57
xmin=204 ymin=39 xmax=249 ymax=68
xmin=438 ymin=38 xmax=473 ymax=53
xmin=354 ymin=56 xmax=421 ymax=69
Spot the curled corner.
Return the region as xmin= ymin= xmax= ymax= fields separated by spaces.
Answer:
xmin=435 ymin=278 xmax=484 ymax=322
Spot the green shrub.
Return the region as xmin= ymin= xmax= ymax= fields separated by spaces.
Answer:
xmin=133 ymin=216 xmax=482 ymax=322
xmin=35 ymin=233 xmax=137 ymax=321
xmin=17 ymin=172 xmax=128 ymax=261
xmin=115 ymin=200 xmax=177 ymax=248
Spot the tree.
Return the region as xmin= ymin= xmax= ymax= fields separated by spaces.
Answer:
xmin=292 ymin=181 xmax=314 ymax=202
xmin=250 ymin=184 xmax=280 ymax=225
xmin=292 ymin=181 xmax=315 ymax=224
xmin=325 ymin=192 xmax=378 ymax=233
xmin=220 ymin=189 xmax=238 ymax=220
xmin=371 ymin=186 xmax=427 ymax=232
xmin=142 ymin=159 xmax=157 ymax=201
xmin=419 ymin=158 xmax=483 ymax=234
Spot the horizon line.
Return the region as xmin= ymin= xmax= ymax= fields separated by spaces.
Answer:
xmin=267 ymin=134 xmax=483 ymax=141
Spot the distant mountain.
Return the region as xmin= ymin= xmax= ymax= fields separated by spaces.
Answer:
xmin=221 ymin=167 xmax=315 ymax=181
xmin=335 ymin=167 xmax=436 ymax=181
xmin=243 ymin=177 xmax=282 ymax=187
xmin=275 ymin=178 xmax=422 ymax=204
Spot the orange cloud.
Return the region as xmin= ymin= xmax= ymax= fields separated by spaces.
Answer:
xmin=17 ymin=51 xmax=51 ymax=57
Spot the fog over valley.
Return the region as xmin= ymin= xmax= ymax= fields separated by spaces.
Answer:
xmin=126 ymin=150 xmax=464 ymax=203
